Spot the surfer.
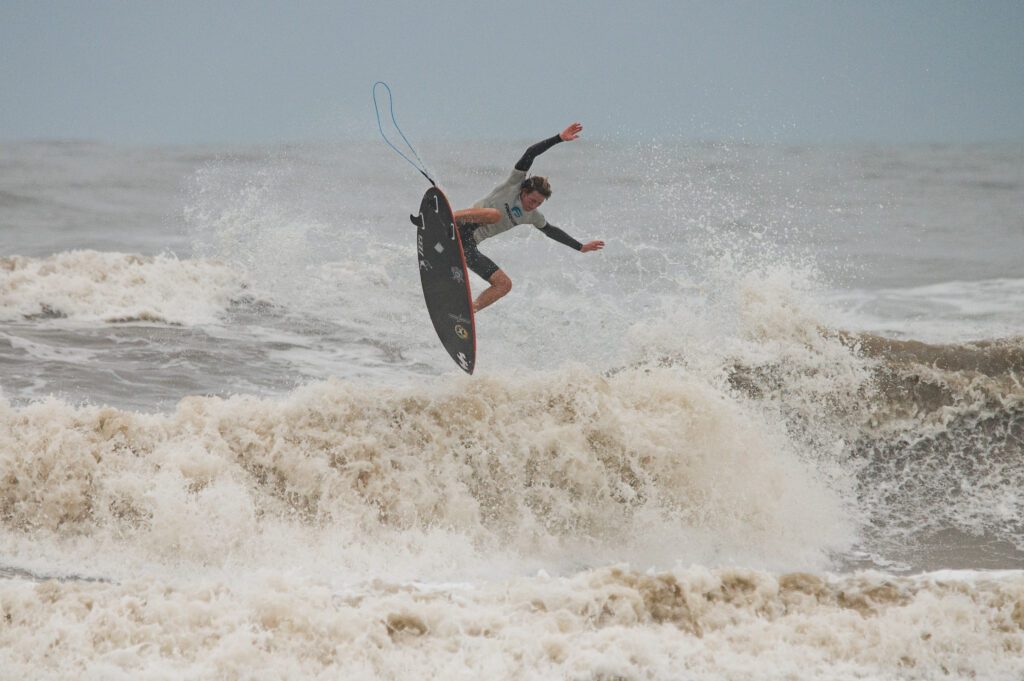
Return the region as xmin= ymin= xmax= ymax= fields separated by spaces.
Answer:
xmin=454 ymin=122 xmax=605 ymax=313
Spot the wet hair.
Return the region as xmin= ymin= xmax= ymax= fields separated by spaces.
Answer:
xmin=520 ymin=175 xmax=552 ymax=198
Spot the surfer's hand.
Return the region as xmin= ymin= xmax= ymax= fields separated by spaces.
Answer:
xmin=580 ymin=240 xmax=604 ymax=252
xmin=560 ymin=122 xmax=583 ymax=142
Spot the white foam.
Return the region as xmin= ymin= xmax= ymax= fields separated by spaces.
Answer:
xmin=0 ymin=364 xmax=855 ymax=583
xmin=1 ymin=566 xmax=1021 ymax=680
xmin=0 ymin=251 xmax=248 ymax=325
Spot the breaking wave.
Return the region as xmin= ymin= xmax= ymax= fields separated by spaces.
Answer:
xmin=0 ymin=251 xmax=248 ymax=325
xmin=0 ymin=366 xmax=853 ymax=577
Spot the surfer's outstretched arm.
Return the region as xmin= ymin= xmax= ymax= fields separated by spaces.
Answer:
xmin=538 ymin=223 xmax=582 ymax=250
xmin=539 ymin=222 xmax=605 ymax=253
xmin=515 ymin=123 xmax=583 ymax=172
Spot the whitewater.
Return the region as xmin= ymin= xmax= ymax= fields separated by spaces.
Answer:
xmin=1 ymin=138 xmax=1022 ymax=680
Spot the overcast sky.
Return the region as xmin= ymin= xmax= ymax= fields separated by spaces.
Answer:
xmin=2 ymin=0 xmax=1022 ymax=145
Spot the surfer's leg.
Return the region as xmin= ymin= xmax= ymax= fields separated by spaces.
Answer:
xmin=460 ymin=232 xmax=508 ymax=312
xmin=474 ymin=269 xmax=512 ymax=313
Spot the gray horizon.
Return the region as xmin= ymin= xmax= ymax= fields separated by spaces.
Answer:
xmin=2 ymin=0 xmax=1023 ymax=146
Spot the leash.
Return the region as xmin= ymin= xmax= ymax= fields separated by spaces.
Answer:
xmin=372 ymin=81 xmax=436 ymax=187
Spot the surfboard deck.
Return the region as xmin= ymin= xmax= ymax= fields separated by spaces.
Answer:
xmin=410 ymin=186 xmax=476 ymax=373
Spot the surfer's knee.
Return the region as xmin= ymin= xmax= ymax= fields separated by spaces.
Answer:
xmin=490 ymin=271 xmax=512 ymax=296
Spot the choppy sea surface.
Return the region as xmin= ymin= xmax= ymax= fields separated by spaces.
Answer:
xmin=1 ymin=138 xmax=1022 ymax=680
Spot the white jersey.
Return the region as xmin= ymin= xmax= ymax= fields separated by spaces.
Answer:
xmin=470 ymin=169 xmax=547 ymax=243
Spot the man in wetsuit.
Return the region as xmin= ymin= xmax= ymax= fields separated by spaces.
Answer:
xmin=453 ymin=122 xmax=605 ymax=313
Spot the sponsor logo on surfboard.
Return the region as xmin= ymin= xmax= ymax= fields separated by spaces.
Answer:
xmin=454 ymin=324 xmax=469 ymax=340
xmin=457 ymin=352 xmax=470 ymax=371
xmin=450 ymin=267 xmax=464 ymax=284
xmin=417 ymin=234 xmax=424 ymax=256
xmin=419 ymin=259 xmax=431 ymax=271
xmin=448 ymin=313 xmax=471 ymax=325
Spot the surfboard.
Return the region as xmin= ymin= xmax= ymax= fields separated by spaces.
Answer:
xmin=410 ymin=186 xmax=476 ymax=374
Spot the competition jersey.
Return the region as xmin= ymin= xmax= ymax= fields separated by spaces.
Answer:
xmin=469 ymin=169 xmax=546 ymax=244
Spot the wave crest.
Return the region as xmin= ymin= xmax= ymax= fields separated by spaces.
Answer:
xmin=0 ymin=251 xmax=247 ymax=324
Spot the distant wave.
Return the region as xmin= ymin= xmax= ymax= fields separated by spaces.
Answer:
xmin=844 ymin=333 xmax=1024 ymax=555
xmin=852 ymin=333 xmax=1024 ymax=421
xmin=0 ymin=251 xmax=249 ymax=325
xmin=723 ymin=329 xmax=1024 ymax=557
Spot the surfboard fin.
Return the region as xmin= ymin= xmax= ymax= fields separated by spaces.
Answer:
xmin=409 ymin=213 xmax=423 ymax=228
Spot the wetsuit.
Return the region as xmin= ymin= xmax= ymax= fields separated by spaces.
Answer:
xmin=459 ymin=135 xmax=583 ymax=281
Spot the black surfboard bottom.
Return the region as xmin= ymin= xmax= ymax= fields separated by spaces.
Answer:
xmin=415 ymin=187 xmax=477 ymax=373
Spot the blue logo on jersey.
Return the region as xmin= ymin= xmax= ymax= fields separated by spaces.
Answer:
xmin=510 ymin=206 xmax=522 ymax=218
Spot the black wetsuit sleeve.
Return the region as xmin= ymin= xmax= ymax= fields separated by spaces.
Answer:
xmin=539 ymin=223 xmax=583 ymax=251
xmin=515 ymin=134 xmax=564 ymax=172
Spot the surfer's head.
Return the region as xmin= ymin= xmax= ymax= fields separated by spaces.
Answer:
xmin=520 ymin=176 xmax=551 ymax=211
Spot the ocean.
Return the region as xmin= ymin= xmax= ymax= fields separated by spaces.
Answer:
xmin=1 ymin=137 xmax=1022 ymax=679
